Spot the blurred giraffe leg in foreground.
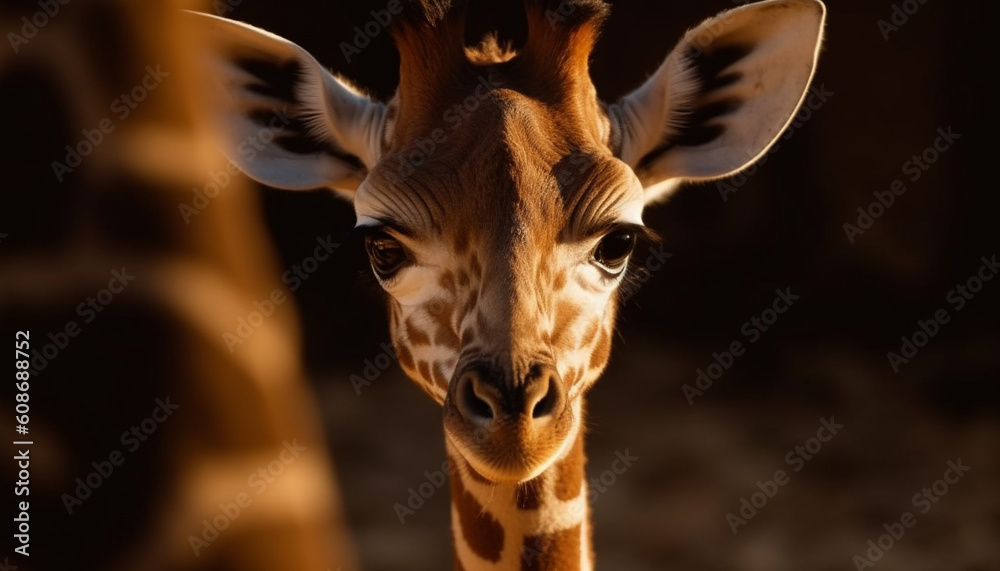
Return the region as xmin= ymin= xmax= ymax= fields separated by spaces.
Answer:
xmin=0 ymin=1 xmax=356 ymax=569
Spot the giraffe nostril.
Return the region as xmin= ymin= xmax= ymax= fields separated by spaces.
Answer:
xmin=525 ymin=366 xmax=563 ymax=420
xmin=530 ymin=376 xmax=561 ymax=419
xmin=466 ymin=388 xmax=495 ymax=420
xmin=452 ymin=364 xmax=564 ymax=426
xmin=458 ymin=372 xmax=496 ymax=422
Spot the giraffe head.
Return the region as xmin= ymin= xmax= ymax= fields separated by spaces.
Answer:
xmin=193 ymin=0 xmax=825 ymax=483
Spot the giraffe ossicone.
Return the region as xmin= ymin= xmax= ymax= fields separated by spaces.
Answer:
xmin=189 ymin=0 xmax=826 ymax=568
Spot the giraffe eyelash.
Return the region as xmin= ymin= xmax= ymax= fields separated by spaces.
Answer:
xmin=588 ymin=222 xmax=657 ymax=243
xmin=590 ymin=223 xmax=657 ymax=278
xmin=351 ymin=225 xmax=413 ymax=284
xmin=617 ymin=229 xmax=665 ymax=300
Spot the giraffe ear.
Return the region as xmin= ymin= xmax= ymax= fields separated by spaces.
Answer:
xmin=609 ymin=0 xmax=826 ymax=203
xmin=185 ymin=11 xmax=386 ymax=195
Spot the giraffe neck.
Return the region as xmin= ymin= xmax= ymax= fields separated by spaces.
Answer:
xmin=447 ymin=427 xmax=592 ymax=571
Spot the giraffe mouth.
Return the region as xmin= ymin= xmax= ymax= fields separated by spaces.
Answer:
xmin=442 ymin=399 xmax=578 ymax=484
xmin=440 ymin=359 xmax=577 ymax=482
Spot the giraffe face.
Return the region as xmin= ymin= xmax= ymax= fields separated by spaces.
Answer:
xmin=194 ymin=0 xmax=826 ymax=489
xmin=354 ymin=90 xmax=646 ymax=483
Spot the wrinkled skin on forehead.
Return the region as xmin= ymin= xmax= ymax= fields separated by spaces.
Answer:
xmin=355 ymin=86 xmax=645 ymax=481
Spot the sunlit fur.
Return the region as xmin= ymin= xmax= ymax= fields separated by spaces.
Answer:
xmin=356 ymin=84 xmax=644 ymax=480
xmin=196 ymin=0 xmax=826 ymax=566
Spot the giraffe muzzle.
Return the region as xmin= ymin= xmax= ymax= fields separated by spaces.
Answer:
xmin=444 ymin=361 xmax=574 ymax=482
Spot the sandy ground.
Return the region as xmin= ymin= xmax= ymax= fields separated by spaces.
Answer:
xmin=316 ymin=339 xmax=1000 ymax=571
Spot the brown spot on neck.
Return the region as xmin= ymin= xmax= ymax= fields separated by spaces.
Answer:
xmin=448 ymin=424 xmax=592 ymax=569
xmin=450 ymin=455 xmax=505 ymax=563
xmin=517 ymin=475 xmax=545 ymax=510
xmin=522 ymin=524 xmax=582 ymax=571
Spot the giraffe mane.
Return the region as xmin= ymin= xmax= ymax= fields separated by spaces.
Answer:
xmin=466 ymin=33 xmax=518 ymax=65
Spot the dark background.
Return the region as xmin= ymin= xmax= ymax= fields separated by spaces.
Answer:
xmin=1 ymin=1 xmax=996 ymax=570
xmin=227 ymin=1 xmax=996 ymax=569
xmin=239 ymin=0 xmax=992 ymax=398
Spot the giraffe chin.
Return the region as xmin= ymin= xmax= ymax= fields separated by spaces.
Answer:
xmin=443 ymin=407 xmax=578 ymax=484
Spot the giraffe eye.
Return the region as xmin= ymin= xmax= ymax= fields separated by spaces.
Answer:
xmin=593 ymin=230 xmax=637 ymax=273
xmin=365 ymin=232 xmax=409 ymax=280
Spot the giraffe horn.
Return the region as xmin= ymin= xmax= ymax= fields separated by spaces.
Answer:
xmin=389 ymin=0 xmax=468 ymax=122
xmin=521 ymin=0 xmax=609 ymax=81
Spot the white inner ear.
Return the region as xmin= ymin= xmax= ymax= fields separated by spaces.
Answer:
xmin=611 ymin=0 xmax=826 ymax=198
xmin=295 ymin=67 xmax=386 ymax=171
xmin=187 ymin=11 xmax=386 ymax=193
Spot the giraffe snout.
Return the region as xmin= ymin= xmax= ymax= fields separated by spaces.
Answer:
xmin=444 ymin=360 xmax=576 ymax=482
xmin=453 ymin=363 xmax=565 ymax=428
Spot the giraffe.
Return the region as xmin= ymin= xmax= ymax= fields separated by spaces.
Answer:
xmin=190 ymin=0 xmax=826 ymax=568
xmin=0 ymin=1 xmax=355 ymax=569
